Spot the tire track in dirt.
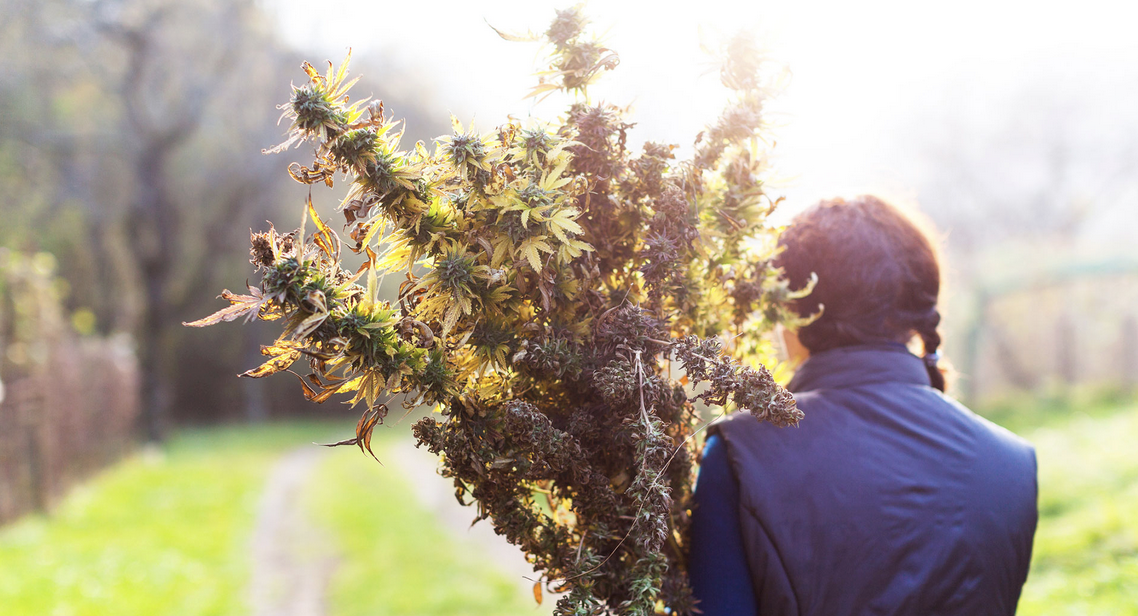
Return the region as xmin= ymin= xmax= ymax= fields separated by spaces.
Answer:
xmin=250 ymin=447 xmax=337 ymax=616
xmin=391 ymin=439 xmax=557 ymax=612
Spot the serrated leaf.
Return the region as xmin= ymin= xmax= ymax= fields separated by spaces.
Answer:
xmin=335 ymin=48 xmax=352 ymax=85
xmin=443 ymin=303 xmax=461 ymax=334
xmin=547 ymin=176 xmax=573 ymax=191
xmin=240 ymin=343 xmax=302 ymax=378
xmin=524 ymin=82 xmax=562 ymax=100
xmin=356 ymin=217 xmax=386 ymax=251
xmin=487 ymin=20 xmax=538 ymax=42
xmin=492 ymin=240 xmax=511 ymax=268
xmin=543 ymin=158 xmax=570 ymax=189
xmin=551 ymin=210 xmax=584 ymax=236
xmin=183 ymin=287 xmax=264 ymax=327
xmin=290 ymin=311 xmax=328 ymax=340
xmin=521 ymin=244 xmax=542 ymax=272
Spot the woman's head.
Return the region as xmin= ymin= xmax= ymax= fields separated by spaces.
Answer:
xmin=775 ymin=195 xmax=946 ymax=391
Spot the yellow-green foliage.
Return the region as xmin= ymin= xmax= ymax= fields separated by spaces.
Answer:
xmin=0 ymin=250 xmax=67 ymax=371
xmin=188 ymin=7 xmax=810 ymax=615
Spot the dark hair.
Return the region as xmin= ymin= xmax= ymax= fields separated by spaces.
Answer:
xmin=775 ymin=195 xmax=947 ymax=391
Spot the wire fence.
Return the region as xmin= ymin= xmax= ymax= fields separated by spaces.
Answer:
xmin=0 ymin=335 xmax=139 ymax=524
xmin=0 ymin=250 xmax=140 ymax=525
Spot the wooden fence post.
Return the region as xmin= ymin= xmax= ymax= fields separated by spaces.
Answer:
xmin=25 ymin=424 xmax=46 ymax=513
xmin=1122 ymin=314 xmax=1137 ymax=394
xmin=1057 ymin=311 xmax=1077 ymax=387
xmin=961 ymin=290 xmax=990 ymax=404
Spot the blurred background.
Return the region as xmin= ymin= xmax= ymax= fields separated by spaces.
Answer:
xmin=1 ymin=0 xmax=1135 ymax=614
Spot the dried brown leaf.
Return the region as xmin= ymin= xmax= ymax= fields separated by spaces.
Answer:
xmin=183 ymin=286 xmax=265 ymax=327
xmin=355 ymin=405 xmax=387 ymax=462
xmin=240 ymin=342 xmax=302 ymax=378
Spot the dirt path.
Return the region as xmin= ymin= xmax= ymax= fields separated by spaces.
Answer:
xmin=249 ymin=448 xmax=337 ymax=616
xmin=249 ymin=441 xmax=553 ymax=615
xmin=391 ymin=439 xmax=554 ymax=609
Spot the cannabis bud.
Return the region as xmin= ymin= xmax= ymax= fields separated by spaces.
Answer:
xmin=187 ymin=7 xmax=802 ymax=615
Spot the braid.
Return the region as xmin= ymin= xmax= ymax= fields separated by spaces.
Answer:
xmin=917 ymin=309 xmax=946 ymax=392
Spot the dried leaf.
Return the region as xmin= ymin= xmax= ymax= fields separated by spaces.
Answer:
xmin=183 ymin=287 xmax=264 ymax=327
xmin=524 ymin=82 xmax=562 ymax=100
xmin=486 ymin=19 xmax=538 ymax=43
xmin=307 ymin=196 xmax=337 ymax=258
xmin=301 ymin=61 xmax=319 ymax=80
xmin=317 ymin=436 xmax=357 ymax=447
xmin=355 ymin=405 xmax=387 ymax=462
xmin=240 ymin=343 xmax=302 ymax=378
xmin=285 ymin=370 xmax=320 ymax=401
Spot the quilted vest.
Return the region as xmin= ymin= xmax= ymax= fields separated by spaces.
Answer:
xmin=709 ymin=343 xmax=1037 ymax=615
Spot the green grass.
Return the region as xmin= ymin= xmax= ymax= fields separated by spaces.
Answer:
xmin=975 ymin=385 xmax=1137 ymax=435
xmin=307 ymin=427 xmax=540 ymax=616
xmin=1015 ymin=403 xmax=1138 ymax=615
xmin=2 ymin=404 xmax=1135 ymax=615
xmin=0 ymin=421 xmax=348 ymax=616
xmin=0 ymin=419 xmax=540 ymax=616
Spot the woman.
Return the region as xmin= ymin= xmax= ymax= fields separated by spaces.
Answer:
xmin=688 ymin=196 xmax=1037 ymax=615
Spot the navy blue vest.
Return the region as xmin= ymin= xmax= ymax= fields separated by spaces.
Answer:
xmin=708 ymin=343 xmax=1037 ymax=615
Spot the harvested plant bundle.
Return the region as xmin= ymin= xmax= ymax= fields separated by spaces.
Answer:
xmin=189 ymin=7 xmax=812 ymax=615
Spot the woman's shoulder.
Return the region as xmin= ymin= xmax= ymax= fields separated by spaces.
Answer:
xmin=934 ymin=390 xmax=1037 ymax=459
xmin=710 ymin=383 xmax=1035 ymax=471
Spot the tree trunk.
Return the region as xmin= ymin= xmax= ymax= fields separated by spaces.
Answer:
xmin=132 ymin=141 xmax=179 ymax=442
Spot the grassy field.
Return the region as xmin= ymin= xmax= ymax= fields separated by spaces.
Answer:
xmin=307 ymin=435 xmax=538 ymax=616
xmin=0 ymin=420 xmax=539 ymax=616
xmin=1013 ymin=402 xmax=1138 ymax=615
xmin=0 ymin=422 xmax=347 ymax=616
xmin=0 ymin=402 xmax=1134 ymax=614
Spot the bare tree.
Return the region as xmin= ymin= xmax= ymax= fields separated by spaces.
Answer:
xmin=903 ymin=64 xmax=1138 ymax=400
xmin=1 ymin=0 xmax=448 ymax=433
xmin=912 ymin=71 xmax=1138 ymax=255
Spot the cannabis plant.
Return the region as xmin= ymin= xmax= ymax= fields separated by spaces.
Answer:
xmin=188 ymin=8 xmax=810 ymax=615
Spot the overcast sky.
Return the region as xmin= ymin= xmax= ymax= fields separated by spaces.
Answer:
xmin=264 ymin=0 xmax=1138 ymax=228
